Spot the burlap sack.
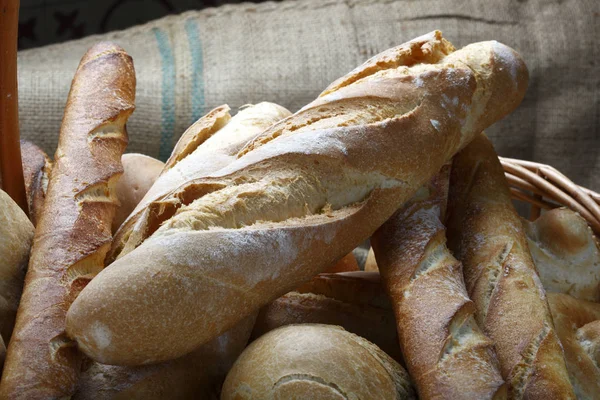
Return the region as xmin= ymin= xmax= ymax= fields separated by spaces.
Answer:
xmin=17 ymin=0 xmax=599 ymax=189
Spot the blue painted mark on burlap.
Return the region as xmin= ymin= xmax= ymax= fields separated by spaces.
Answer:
xmin=185 ymin=19 xmax=205 ymax=122
xmin=153 ymin=27 xmax=176 ymax=161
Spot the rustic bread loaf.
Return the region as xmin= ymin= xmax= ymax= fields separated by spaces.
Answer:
xmin=67 ymin=31 xmax=528 ymax=366
xmin=524 ymin=208 xmax=600 ymax=302
xmin=0 ymin=190 xmax=34 ymax=347
xmin=446 ymin=133 xmax=574 ymax=399
xmin=253 ymin=271 xmax=401 ymax=361
xmin=547 ymin=293 xmax=600 ymax=400
xmin=222 ymin=324 xmax=415 ymax=399
xmin=372 ymin=168 xmax=505 ymax=399
xmin=112 ymin=153 xmax=164 ymax=233
xmin=74 ymin=315 xmax=255 ymax=400
xmin=0 ymin=42 xmax=135 ymax=399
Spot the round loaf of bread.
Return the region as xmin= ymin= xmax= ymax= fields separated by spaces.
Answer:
xmin=112 ymin=153 xmax=164 ymax=233
xmin=0 ymin=189 xmax=34 ymax=343
xmin=524 ymin=208 xmax=600 ymax=302
xmin=221 ymin=324 xmax=414 ymax=399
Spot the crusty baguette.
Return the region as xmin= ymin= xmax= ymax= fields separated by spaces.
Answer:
xmin=74 ymin=315 xmax=255 ymax=400
xmin=67 ymin=31 xmax=528 ymax=366
xmin=446 ymin=133 xmax=574 ymax=399
xmin=371 ymin=168 xmax=505 ymax=399
xmin=0 ymin=42 xmax=135 ymax=399
xmin=19 ymin=140 xmax=52 ymax=226
xmin=253 ymin=271 xmax=402 ymax=361
xmin=524 ymin=208 xmax=600 ymax=302
xmin=110 ymin=102 xmax=291 ymax=260
xmin=547 ymin=293 xmax=600 ymax=399
xmin=0 ymin=190 xmax=34 ymax=347
xmin=112 ymin=153 xmax=164 ymax=233
xmin=222 ymin=324 xmax=415 ymax=399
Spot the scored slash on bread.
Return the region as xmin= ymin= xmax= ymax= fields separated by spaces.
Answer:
xmin=371 ymin=166 xmax=506 ymax=399
xmin=0 ymin=42 xmax=136 ymax=399
xmin=446 ymin=133 xmax=575 ymax=399
xmin=110 ymin=102 xmax=292 ymax=261
xmin=66 ymin=30 xmax=529 ymax=366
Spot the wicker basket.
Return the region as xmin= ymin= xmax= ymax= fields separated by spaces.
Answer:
xmin=500 ymin=157 xmax=600 ymax=235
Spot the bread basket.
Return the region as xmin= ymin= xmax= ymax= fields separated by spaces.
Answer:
xmin=501 ymin=157 xmax=600 ymax=235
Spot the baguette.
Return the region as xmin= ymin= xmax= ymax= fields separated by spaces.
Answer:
xmin=222 ymin=324 xmax=415 ymax=399
xmin=112 ymin=153 xmax=164 ymax=233
xmin=371 ymin=168 xmax=505 ymax=399
xmin=253 ymin=271 xmax=402 ymax=361
xmin=547 ymin=293 xmax=600 ymax=399
xmin=446 ymin=133 xmax=574 ymax=399
xmin=74 ymin=315 xmax=256 ymax=400
xmin=67 ymin=31 xmax=528 ymax=365
xmin=0 ymin=42 xmax=135 ymax=399
xmin=0 ymin=190 xmax=34 ymax=348
xmin=524 ymin=208 xmax=600 ymax=302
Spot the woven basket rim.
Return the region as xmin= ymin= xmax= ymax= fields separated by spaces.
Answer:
xmin=500 ymin=157 xmax=600 ymax=235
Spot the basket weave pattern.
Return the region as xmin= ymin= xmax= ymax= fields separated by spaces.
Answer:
xmin=500 ymin=157 xmax=600 ymax=235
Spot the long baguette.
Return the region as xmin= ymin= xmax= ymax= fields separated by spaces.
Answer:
xmin=67 ymin=31 xmax=528 ymax=366
xmin=446 ymin=133 xmax=574 ymax=399
xmin=371 ymin=168 xmax=505 ymax=399
xmin=0 ymin=42 xmax=135 ymax=399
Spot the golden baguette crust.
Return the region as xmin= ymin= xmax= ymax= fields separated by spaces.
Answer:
xmin=0 ymin=190 xmax=34 ymax=346
xmin=446 ymin=134 xmax=574 ymax=399
xmin=222 ymin=324 xmax=415 ymax=399
xmin=372 ymin=169 xmax=505 ymax=399
xmin=524 ymin=208 xmax=600 ymax=302
xmin=547 ymin=293 xmax=600 ymax=399
xmin=74 ymin=315 xmax=255 ymax=400
xmin=19 ymin=140 xmax=52 ymax=226
xmin=110 ymin=102 xmax=291 ymax=260
xmin=112 ymin=153 xmax=164 ymax=233
xmin=67 ymin=31 xmax=529 ymax=366
xmin=253 ymin=272 xmax=402 ymax=361
xmin=0 ymin=42 xmax=135 ymax=399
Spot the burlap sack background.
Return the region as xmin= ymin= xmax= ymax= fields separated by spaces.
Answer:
xmin=17 ymin=0 xmax=599 ymax=189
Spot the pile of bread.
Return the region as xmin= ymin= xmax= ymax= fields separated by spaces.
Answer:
xmin=0 ymin=31 xmax=598 ymax=399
